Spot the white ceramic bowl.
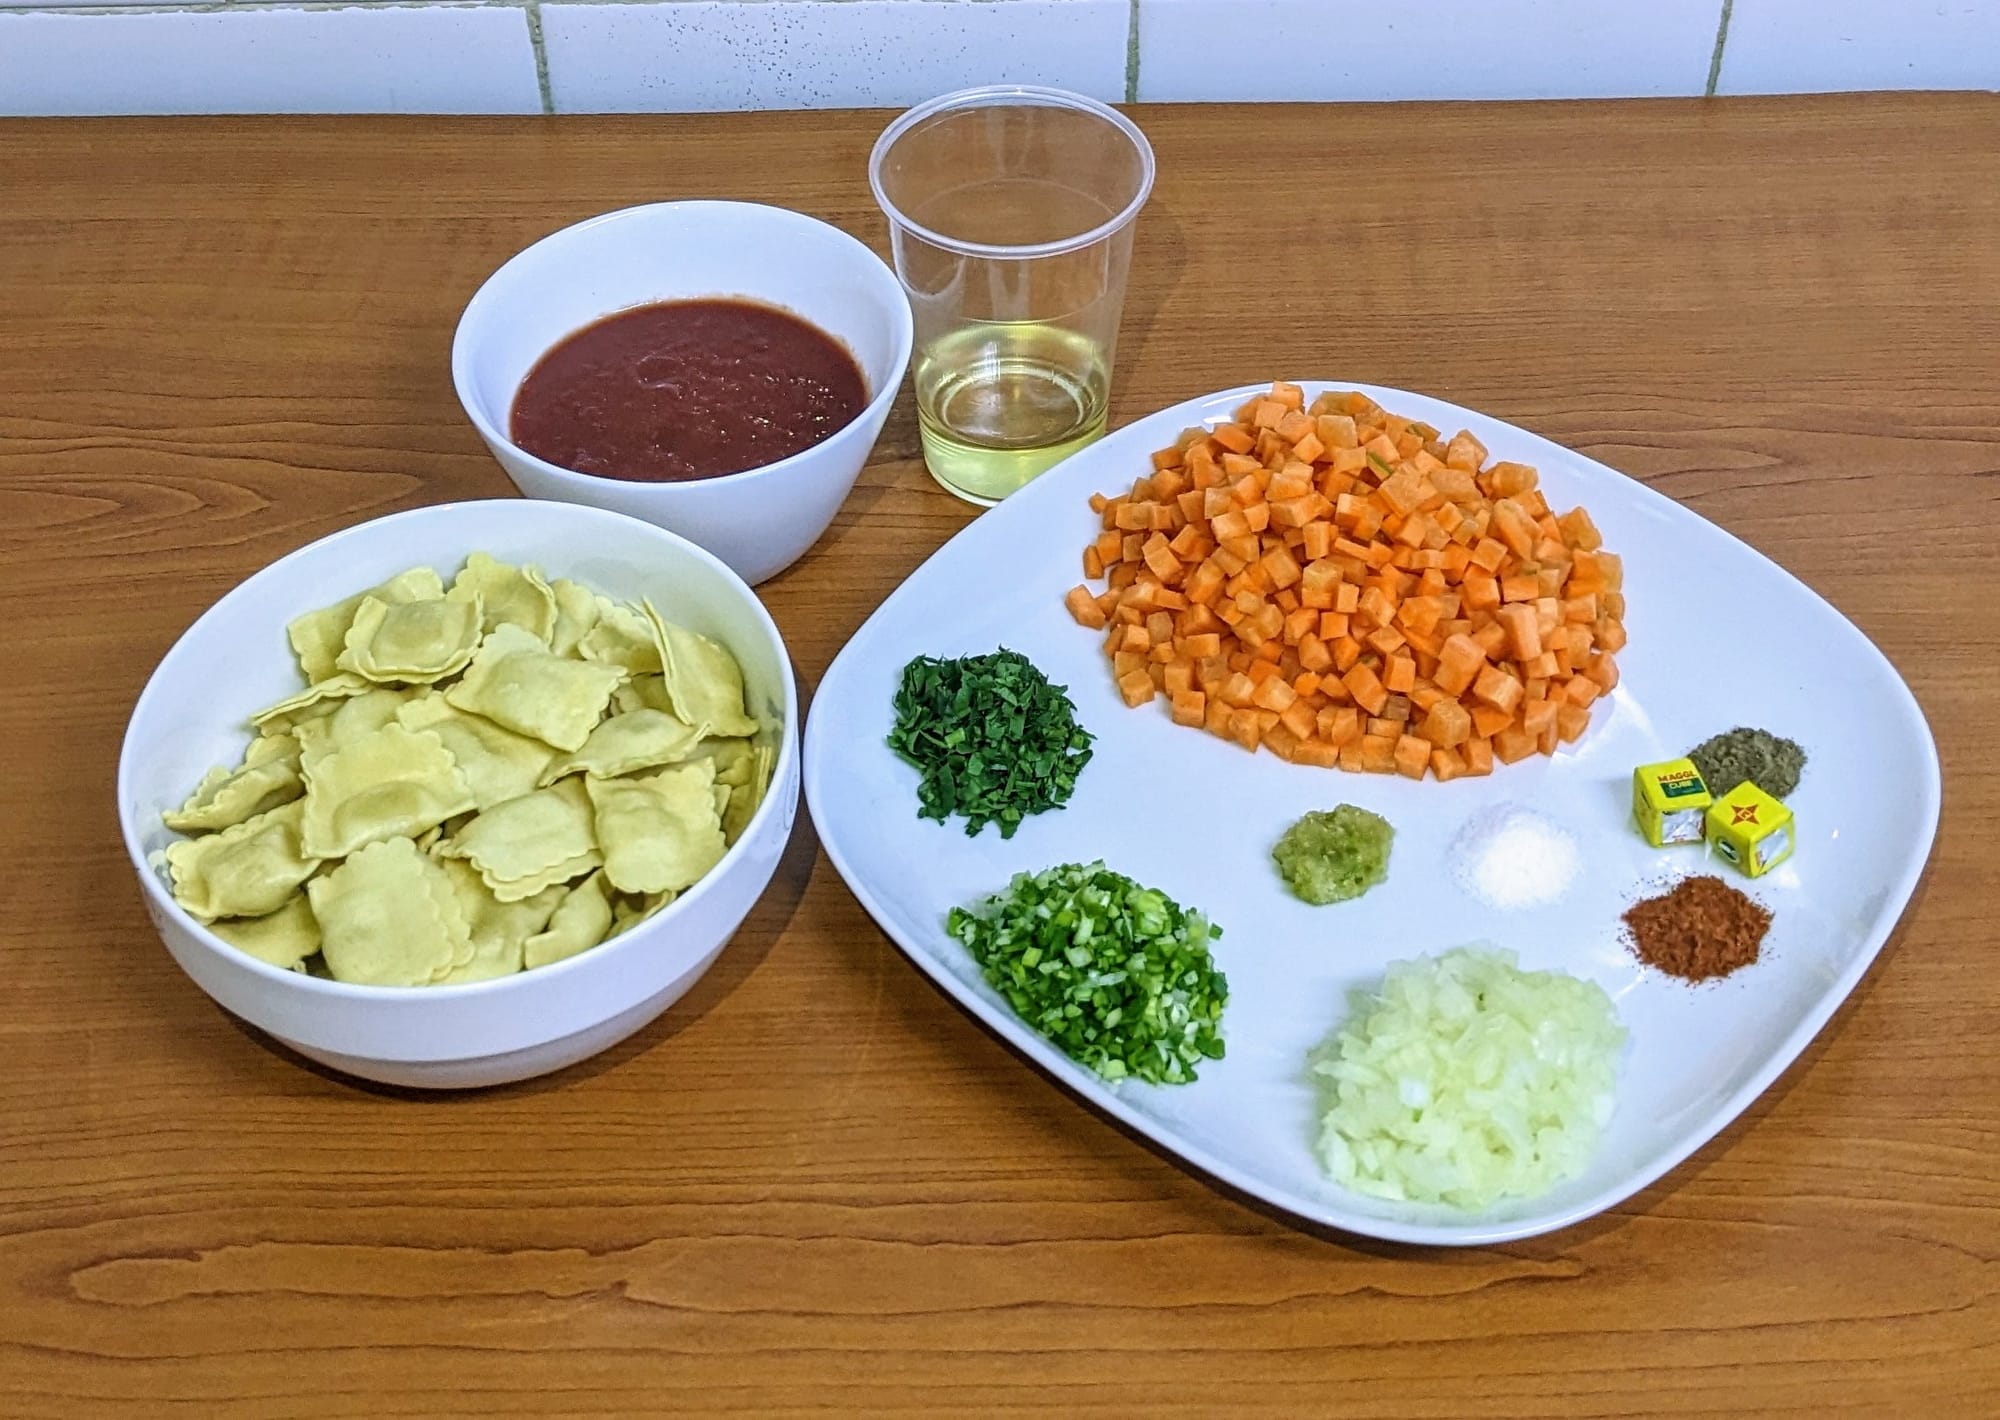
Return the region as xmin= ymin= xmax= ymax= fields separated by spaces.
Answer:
xmin=452 ymin=201 xmax=914 ymax=586
xmin=117 ymin=500 xmax=801 ymax=1090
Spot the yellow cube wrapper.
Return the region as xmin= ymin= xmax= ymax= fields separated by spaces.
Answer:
xmin=1633 ymin=758 xmax=1712 ymax=847
xmin=1706 ymin=782 xmax=1795 ymax=878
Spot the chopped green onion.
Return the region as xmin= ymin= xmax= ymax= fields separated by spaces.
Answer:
xmin=948 ymin=862 xmax=1227 ymax=1086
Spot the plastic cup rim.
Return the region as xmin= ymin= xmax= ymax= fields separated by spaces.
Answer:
xmin=868 ymin=85 xmax=1157 ymax=262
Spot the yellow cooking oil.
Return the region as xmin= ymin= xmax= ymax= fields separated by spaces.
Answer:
xmin=915 ymin=322 xmax=1109 ymax=504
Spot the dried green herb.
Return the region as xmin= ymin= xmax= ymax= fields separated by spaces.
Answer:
xmin=888 ymin=649 xmax=1094 ymax=838
xmin=1687 ymin=727 xmax=1807 ymax=800
xmin=948 ymin=860 xmax=1227 ymax=1085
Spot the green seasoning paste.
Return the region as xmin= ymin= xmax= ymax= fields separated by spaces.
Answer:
xmin=1686 ymin=727 xmax=1807 ymax=800
xmin=1273 ymin=805 xmax=1394 ymax=905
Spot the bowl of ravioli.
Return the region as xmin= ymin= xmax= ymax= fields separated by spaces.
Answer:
xmin=117 ymin=499 xmax=800 ymax=1089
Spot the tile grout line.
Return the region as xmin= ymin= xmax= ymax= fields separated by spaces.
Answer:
xmin=1124 ymin=0 xmax=1139 ymax=105
xmin=1705 ymin=0 xmax=1733 ymax=97
xmin=524 ymin=0 xmax=553 ymax=114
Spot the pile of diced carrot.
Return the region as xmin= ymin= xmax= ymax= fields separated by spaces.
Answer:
xmin=1064 ymin=383 xmax=1625 ymax=780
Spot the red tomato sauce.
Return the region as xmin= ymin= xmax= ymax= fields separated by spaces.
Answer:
xmin=510 ymin=298 xmax=867 ymax=482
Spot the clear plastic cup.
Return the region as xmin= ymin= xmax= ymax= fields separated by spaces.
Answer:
xmin=869 ymin=86 xmax=1156 ymax=505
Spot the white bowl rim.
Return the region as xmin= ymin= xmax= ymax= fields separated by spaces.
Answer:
xmin=116 ymin=498 xmax=801 ymax=1002
xmin=450 ymin=199 xmax=914 ymax=494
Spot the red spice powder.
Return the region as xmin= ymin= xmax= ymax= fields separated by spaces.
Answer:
xmin=1622 ymin=874 xmax=1772 ymax=982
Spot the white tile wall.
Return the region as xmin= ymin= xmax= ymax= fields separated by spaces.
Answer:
xmin=0 ymin=0 xmax=1991 ymax=115
xmin=540 ymin=0 xmax=1130 ymax=113
xmin=1719 ymin=0 xmax=2000 ymax=95
xmin=1138 ymin=0 xmax=1721 ymax=102
xmin=0 ymin=6 xmax=543 ymax=116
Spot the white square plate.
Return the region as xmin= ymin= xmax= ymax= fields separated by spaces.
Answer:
xmin=803 ymin=383 xmax=1940 ymax=1244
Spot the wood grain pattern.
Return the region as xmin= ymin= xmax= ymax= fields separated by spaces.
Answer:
xmin=1 ymin=96 xmax=1996 ymax=1417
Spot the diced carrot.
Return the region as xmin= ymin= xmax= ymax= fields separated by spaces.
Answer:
xmin=1081 ymin=383 xmax=1620 ymax=779
xmin=1366 ymin=625 xmax=1407 ymax=657
xmin=1251 ymin=677 xmax=1297 ymax=713
xmin=1485 ymin=461 xmax=1538 ymax=498
xmin=1117 ymin=670 xmax=1155 ymax=707
xmin=1357 ymin=733 xmax=1399 ymax=774
xmin=1227 ymin=709 xmax=1263 ymax=752
xmin=1461 ymin=571 xmax=1501 ymax=612
xmin=1562 ymin=676 xmax=1600 ymax=708
xmin=1356 ymin=585 xmax=1396 ymax=629
xmin=1469 ymin=703 xmax=1513 ymax=739
xmin=1434 ymin=633 xmax=1485 ymax=696
xmin=1490 ymin=499 xmax=1537 ymax=558
xmin=1263 ymin=725 xmax=1303 ymax=762
xmin=1495 ymin=603 xmax=1543 ymax=661
xmin=1316 ymin=704 xmax=1361 ymax=746
xmin=1344 ymin=663 xmax=1389 ymax=716
xmin=1065 ymin=585 xmax=1107 ymax=630
xmin=1417 ymin=698 xmax=1472 ymax=747
xmin=1520 ymin=698 xmax=1559 ymax=740
xmin=1472 ymin=664 xmax=1524 ymax=713
xmin=1294 ymin=739 xmax=1340 ymax=769
xmin=1279 ymin=701 xmax=1319 ymax=741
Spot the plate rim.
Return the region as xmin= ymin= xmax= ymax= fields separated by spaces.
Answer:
xmin=805 ymin=380 xmax=1944 ymax=1245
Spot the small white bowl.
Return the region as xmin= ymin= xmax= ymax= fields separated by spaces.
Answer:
xmin=117 ymin=500 xmax=801 ymax=1090
xmin=452 ymin=201 xmax=914 ymax=586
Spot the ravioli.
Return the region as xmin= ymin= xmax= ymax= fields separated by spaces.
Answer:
xmin=577 ymin=597 xmax=663 ymax=675
xmin=607 ymin=888 xmax=677 ymax=940
xmin=295 ymin=687 xmax=424 ymax=766
xmin=522 ymin=870 xmax=614 ymax=969
xmin=435 ymin=858 xmax=565 ymax=984
xmin=586 ymin=760 xmax=727 ymax=896
xmin=440 ymin=776 xmax=598 ymax=895
xmin=299 ymin=722 xmax=476 ymax=860
xmin=611 ymin=673 xmax=676 ymax=717
xmin=336 ymin=594 xmax=483 ymax=684
xmin=250 ymin=671 xmax=373 ymax=732
xmin=725 ymin=744 xmax=779 ymax=845
xmin=165 ymin=799 xmax=319 ymax=922
xmin=208 ymin=894 xmax=321 ymax=971
xmin=164 ymin=733 xmax=304 ymax=833
xmin=161 ymin=552 xmax=767 ymax=985
xmin=445 ymin=623 xmax=624 ymax=751
xmin=308 ymin=837 xmax=471 ymax=986
xmin=447 ymin=553 xmax=558 ymax=643
xmin=646 ymin=601 xmax=759 ymax=738
xmin=287 ymin=566 xmax=446 ymax=684
xmin=547 ymin=578 xmax=601 ymax=657
xmin=395 ymin=696 xmax=557 ymax=811
xmin=537 ymin=708 xmax=707 ymax=786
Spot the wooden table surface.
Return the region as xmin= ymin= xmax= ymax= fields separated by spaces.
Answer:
xmin=2 ymin=95 xmax=1995 ymax=1417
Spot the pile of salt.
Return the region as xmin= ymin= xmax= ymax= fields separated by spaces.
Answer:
xmin=1449 ymin=805 xmax=1581 ymax=910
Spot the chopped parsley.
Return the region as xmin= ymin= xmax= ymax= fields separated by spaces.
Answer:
xmin=888 ymin=649 xmax=1093 ymax=839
